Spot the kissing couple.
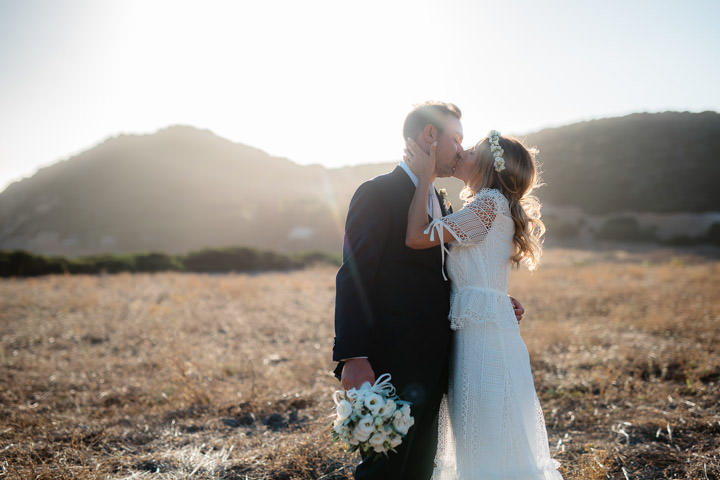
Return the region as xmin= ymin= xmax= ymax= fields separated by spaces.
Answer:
xmin=333 ymin=102 xmax=563 ymax=479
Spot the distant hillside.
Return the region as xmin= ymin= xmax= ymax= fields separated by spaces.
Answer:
xmin=523 ymin=111 xmax=720 ymax=214
xmin=1 ymin=112 xmax=718 ymax=256
xmin=0 ymin=126 xmax=351 ymax=255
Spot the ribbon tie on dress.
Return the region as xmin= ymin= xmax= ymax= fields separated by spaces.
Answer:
xmin=424 ymin=219 xmax=451 ymax=281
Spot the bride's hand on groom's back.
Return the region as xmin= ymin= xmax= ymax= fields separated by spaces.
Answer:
xmin=341 ymin=358 xmax=376 ymax=390
xmin=510 ymin=296 xmax=524 ymax=323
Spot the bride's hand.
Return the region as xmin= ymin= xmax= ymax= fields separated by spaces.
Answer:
xmin=405 ymin=138 xmax=437 ymax=184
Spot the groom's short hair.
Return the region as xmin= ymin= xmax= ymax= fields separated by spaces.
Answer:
xmin=403 ymin=101 xmax=462 ymax=139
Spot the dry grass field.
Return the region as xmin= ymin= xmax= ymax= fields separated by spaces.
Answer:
xmin=1 ymin=248 xmax=719 ymax=479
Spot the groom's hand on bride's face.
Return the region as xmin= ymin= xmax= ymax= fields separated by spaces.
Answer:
xmin=510 ymin=296 xmax=524 ymax=324
xmin=341 ymin=358 xmax=376 ymax=390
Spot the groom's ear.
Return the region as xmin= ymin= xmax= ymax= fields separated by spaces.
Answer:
xmin=422 ymin=124 xmax=438 ymax=148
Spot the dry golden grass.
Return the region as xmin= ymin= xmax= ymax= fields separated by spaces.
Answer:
xmin=1 ymin=248 xmax=718 ymax=479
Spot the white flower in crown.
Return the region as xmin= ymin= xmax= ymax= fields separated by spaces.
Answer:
xmin=488 ymin=130 xmax=506 ymax=172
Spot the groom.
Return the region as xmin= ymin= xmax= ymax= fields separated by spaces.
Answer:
xmin=333 ymin=101 xmax=525 ymax=479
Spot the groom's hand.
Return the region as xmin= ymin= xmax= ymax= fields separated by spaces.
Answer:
xmin=341 ymin=358 xmax=376 ymax=390
xmin=510 ymin=296 xmax=524 ymax=323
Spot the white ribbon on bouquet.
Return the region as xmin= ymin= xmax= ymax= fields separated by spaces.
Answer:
xmin=333 ymin=373 xmax=397 ymax=406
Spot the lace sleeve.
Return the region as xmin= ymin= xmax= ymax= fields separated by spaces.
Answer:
xmin=433 ymin=190 xmax=499 ymax=246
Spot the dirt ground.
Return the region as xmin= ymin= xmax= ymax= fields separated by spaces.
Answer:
xmin=1 ymin=248 xmax=718 ymax=479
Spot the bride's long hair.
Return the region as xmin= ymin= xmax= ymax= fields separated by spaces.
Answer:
xmin=461 ymin=135 xmax=545 ymax=270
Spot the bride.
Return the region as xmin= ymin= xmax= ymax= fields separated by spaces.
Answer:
xmin=405 ymin=131 xmax=563 ymax=479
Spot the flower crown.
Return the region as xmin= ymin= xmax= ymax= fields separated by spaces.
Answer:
xmin=488 ymin=130 xmax=505 ymax=172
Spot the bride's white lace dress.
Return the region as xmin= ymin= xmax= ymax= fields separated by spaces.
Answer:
xmin=426 ymin=188 xmax=563 ymax=480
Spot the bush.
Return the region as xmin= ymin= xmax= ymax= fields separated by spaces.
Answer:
xmin=67 ymin=254 xmax=136 ymax=274
xmin=0 ymin=250 xmax=69 ymax=277
xmin=134 ymin=252 xmax=184 ymax=272
xmin=181 ymin=247 xmax=301 ymax=273
xmin=0 ymin=247 xmax=338 ymax=277
xmin=292 ymin=251 xmax=342 ymax=267
xmin=542 ymin=214 xmax=582 ymax=241
xmin=595 ymin=217 xmax=658 ymax=242
xmin=664 ymin=235 xmax=701 ymax=246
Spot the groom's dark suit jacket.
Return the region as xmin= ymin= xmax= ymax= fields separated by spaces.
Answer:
xmin=333 ymin=166 xmax=452 ymax=479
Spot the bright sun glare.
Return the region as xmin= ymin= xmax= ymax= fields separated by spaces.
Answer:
xmin=0 ymin=0 xmax=718 ymax=190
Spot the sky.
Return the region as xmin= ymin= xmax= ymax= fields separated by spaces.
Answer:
xmin=1 ymin=0 xmax=719 ymax=191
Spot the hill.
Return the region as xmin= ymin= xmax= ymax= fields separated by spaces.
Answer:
xmin=1 ymin=112 xmax=718 ymax=256
xmin=523 ymin=111 xmax=720 ymax=214
xmin=0 ymin=126 xmax=348 ymax=255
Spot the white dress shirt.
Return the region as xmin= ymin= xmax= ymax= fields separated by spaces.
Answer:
xmin=398 ymin=161 xmax=442 ymax=219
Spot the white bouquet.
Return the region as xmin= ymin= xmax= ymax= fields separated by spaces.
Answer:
xmin=331 ymin=373 xmax=414 ymax=457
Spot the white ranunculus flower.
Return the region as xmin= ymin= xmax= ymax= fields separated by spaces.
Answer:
xmin=392 ymin=407 xmax=414 ymax=435
xmin=381 ymin=399 xmax=396 ymax=419
xmin=352 ymin=425 xmax=372 ymax=443
xmin=388 ymin=432 xmax=403 ymax=448
xmin=369 ymin=431 xmax=387 ymax=453
xmin=356 ymin=414 xmax=375 ymax=436
xmin=336 ymin=400 xmax=353 ymax=421
xmin=369 ymin=431 xmax=386 ymax=447
xmin=333 ymin=416 xmax=346 ymax=434
xmin=393 ymin=415 xmax=411 ymax=435
xmin=376 ymin=399 xmax=395 ymax=419
xmin=364 ymin=393 xmax=384 ymax=415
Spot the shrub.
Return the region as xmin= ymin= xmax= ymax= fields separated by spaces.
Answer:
xmin=292 ymin=251 xmax=342 ymax=267
xmin=0 ymin=250 xmax=69 ymax=277
xmin=0 ymin=247 xmax=338 ymax=277
xmin=134 ymin=252 xmax=184 ymax=272
xmin=67 ymin=254 xmax=136 ymax=274
xmin=594 ymin=217 xmax=658 ymax=242
xmin=181 ymin=247 xmax=301 ymax=273
xmin=664 ymin=235 xmax=701 ymax=246
xmin=542 ymin=215 xmax=581 ymax=240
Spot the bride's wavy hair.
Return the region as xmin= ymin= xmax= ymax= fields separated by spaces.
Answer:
xmin=461 ymin=135 xmax=545 ymax=270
